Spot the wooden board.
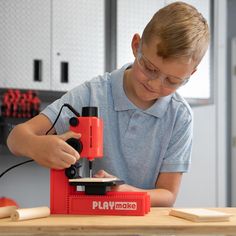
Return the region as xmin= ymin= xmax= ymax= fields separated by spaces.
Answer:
xmin=169 ymin=208 xmax=233 ymax=222
xmin=69 ymin=177 xmax=118 ymax=183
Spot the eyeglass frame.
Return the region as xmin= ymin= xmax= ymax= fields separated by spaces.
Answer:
xmin=136 ymin=41 xmax=190 ymax=89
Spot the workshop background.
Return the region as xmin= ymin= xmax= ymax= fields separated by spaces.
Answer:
xmin=0 ymin=0 xmax=235 ymax=208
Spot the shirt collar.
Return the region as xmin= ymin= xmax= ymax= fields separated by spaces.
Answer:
xmin=144 ymin=95 xmax=172 ymax=118
xmin=111 ymin=63 xmax=136 ymax=111
xmin=111 ymin=63 xmax=172 ymax=118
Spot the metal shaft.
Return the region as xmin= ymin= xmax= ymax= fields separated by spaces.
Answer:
xmin=89 ymin=161 xmax=93 ymax=178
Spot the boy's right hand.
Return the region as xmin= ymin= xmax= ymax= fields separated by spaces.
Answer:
xmin=30 ymin=131 xmax=81 ymax=169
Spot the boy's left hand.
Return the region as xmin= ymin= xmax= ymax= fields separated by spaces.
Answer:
xmin=94 ymin=170 xmax=133 ymax=192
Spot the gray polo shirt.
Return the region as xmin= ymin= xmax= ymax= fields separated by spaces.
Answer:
xmin=41 ymin=64 xmax=193 ymax=189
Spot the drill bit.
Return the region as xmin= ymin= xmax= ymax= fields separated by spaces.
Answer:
xmin=89 ymin=161 xmax=93 ymax=178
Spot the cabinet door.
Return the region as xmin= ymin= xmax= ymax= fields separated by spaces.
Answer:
xmin=116 ymin=0 xmax=165 ymax=68
xmin=0 ymin=0 xmax=51 ymax=90
xmin=52 ymin=0 xmax=105 ymax=91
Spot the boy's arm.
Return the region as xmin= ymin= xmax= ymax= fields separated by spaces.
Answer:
xmin=94 ymin=170 xmax=182 ymax=207
xmin=7 ymin=114 xmax=81 ymax=169
xmin=150 ymin=172 xmax=182 ymax=206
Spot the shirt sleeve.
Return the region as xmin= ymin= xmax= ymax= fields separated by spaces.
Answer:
xmin=160 ymin=107 xmax=193 ymax=173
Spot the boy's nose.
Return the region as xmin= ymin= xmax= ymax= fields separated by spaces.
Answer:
xmin=147 ymin=78 xmax=162 ymax=90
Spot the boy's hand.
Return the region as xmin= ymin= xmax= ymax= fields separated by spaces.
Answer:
xmin=94 ymin=170 xmax=133 ymax=192
xmin=93 ymin=169 xmax=116 ymax=178
xmin=31 ymin=131 xmax=81 ymax=169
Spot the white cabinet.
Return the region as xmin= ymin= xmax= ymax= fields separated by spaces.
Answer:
xmin=52 ymin=0 xmax=105 ymax=91
xmin=0 ymin=0 xmax=51 ymax=90
xmin=0 ymin=0 xmax=105 ymax=91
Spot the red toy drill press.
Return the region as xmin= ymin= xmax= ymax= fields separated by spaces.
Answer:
xmin=50 ymin=106 xmax=150 ymax=216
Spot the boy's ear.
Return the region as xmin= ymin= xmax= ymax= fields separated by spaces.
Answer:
xmin=131 ymin=34 xmax=141 ymax=57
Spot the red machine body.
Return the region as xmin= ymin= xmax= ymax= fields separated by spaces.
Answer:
xmin=50 ymin=169 xmax=150 ymax=216
xmin=69 ymin=116 xmax=103 ymax=160
xmin=50 ymin=106 xmax=150 ymax=216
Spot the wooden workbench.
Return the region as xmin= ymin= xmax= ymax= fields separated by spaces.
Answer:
xmin=0 ymin=208 xmax=235 ymax=235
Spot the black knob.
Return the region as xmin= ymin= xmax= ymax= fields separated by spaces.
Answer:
xmin=65 ymin=162 xmax=82 ymax=179
xmin=69 ymin=117 xmax=79 ymax=127
xmin=82 ymin=107 xmax=98 ymax=117
xmin=66 ymin=138 xmax=83 ymax=153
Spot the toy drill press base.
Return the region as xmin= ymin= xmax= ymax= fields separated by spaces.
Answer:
xmin=50 ymin=170 xmax=150 ymax=216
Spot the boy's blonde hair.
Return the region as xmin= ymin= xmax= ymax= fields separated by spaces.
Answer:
xmin=142 ymin=1 xmax=210 ymax=65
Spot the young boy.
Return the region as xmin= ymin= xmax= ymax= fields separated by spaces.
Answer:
xmin=7 ymin=2 xmax=210 ymax=207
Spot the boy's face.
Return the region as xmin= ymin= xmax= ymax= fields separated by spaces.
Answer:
xmin=129 ymin=34 xmax=196 ymax=103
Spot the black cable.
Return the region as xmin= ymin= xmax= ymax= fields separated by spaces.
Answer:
xmin=0 ymin=160 xmax=33 ymax=178
xmin=46 ymin=103 xmax=80 ymax=135
xmin=45 ymin=104 xmax=65 ymax=135
xmin=0 ymin=103 xmax=80 ymax=178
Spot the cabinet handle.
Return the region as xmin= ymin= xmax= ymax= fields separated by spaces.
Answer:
xmin=61 ymin=62 xmax=69 ymax=83
xmin=33 ymin=59 xmax=42 ymax=82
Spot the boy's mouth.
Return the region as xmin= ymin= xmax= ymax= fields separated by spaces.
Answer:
xmin=142 ymin=83 xmax=158 ymax=94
